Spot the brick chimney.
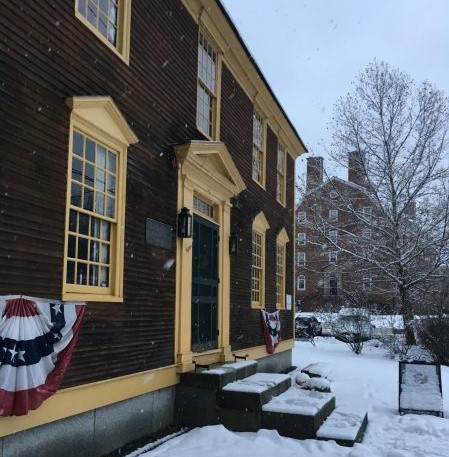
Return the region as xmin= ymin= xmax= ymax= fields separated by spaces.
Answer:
xmin=306 ymin=157 xmax=324 ymax=191
xmin=348 ymin=151 xmax=366 ymax=186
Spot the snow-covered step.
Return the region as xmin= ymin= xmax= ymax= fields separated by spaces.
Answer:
xmin=301 ymin=362 xmax=332 ymax=379
xmin=316 ymin=407 xmax=368 ymax=447
xmin=216 ymin=373 xmax=291 ymax=411
xmin=180 ymin=360 xmax=257 ymax=389
xmin=262 ymin=387 xmax=336 ymax=439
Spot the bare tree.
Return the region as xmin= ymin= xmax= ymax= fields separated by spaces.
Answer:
xmin=327 ymin=60 xmax=449 ymax=343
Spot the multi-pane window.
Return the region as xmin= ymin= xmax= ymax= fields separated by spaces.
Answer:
xmin=329 ymin=209 xmax=338 ymax=221
xmin=66 ymin=130 xmax=117 ymax=289
xmin=328 ymin=230 xmax=338 ymax=243
xmin=75 ymin=0 xmax=131 ymax=62
xmin=362 ymin=228 xmax=372 ymax=239
xmin=298 ymin=232 xmax=306 ymax=245
xmin=252 ymin=110 xmax=265 ymax=184
xmin=297 ymin=275 xmax=305 ymax=291
xmin=197 ymin=32 xmax=217 ymax=138
xmin=251 ymin=230 xmax=263 ymax=304
xmin=329 ymin=251 xmax=337 ymax=263
xmin=276 ymin=143 xmax=286 ymax=204
xmin=276 ymin=244 xmax=285 ymax=307
xmin=362 ymin=206 xmax=372 ymax=219
xmin=297 ymin=252 xmax=305 ymax=267
xmin=297 ymin=211 xmax=306 ymax=223
xmin=329 ymin=275 xmax=338 ymax=295
xmin=77 ymin=0 xmax=118 ymax=46
xmin=363 ymin=277 xmax=372 ymax=292
xmin=193 ymin=195 xmax=214 ymax=218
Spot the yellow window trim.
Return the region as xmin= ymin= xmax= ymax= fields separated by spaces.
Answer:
xmin=252 ymin=108 xmax=267 ymax=189
xmin=196 ymin=29 xmax=222 ymax=141
xmin=276 ymin=141 xmax=287 ymax=207
xmin=251 ymin=211 xmax=269 ymax=309
xmin=276 ymin=228 xmax=289 ymax=309
xmin=74 ymin=0 xmax=132 ymax=65
xmin=63 ymin=96 xmax=138 ymax=302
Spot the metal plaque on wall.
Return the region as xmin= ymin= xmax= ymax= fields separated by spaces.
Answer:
xmin=145 ymin=218 xmax=173 ymax=250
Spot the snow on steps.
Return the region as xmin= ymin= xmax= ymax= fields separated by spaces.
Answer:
xmin=316 ymin=407 xmax=368 ymax=447
xmin=301 ymin=362 xmax=332 ymax=379
xmin=262 ymin=387 xmax=336 ymax=439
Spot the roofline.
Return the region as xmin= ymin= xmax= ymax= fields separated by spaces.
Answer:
xmin=217 ymin=1 xmax=308 ymax=154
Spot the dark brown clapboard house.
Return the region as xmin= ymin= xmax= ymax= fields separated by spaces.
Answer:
xmin=0 ymin=0 xmax=306 ymax=454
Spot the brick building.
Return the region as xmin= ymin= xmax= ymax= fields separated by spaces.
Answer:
xmin=295 ymin=154 xmax=396 ymax=312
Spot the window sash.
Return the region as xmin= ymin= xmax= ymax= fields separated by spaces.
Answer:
xmin=251 ymin=230 xmax=263 ymax=303
xmin=297 ymin=275 xmax=305 ymax=290
xmin=297 ymin=252 xmax=305 ymax=266
xmin=298 ymin=233 xmax=306 ymax=245
xmin=252 ymin=110 xmax=264 ymax=184
xmin=276 ymin=144 xmax=286 ymax=204
xmin=276 ymin=244 xmax=285 ymax=306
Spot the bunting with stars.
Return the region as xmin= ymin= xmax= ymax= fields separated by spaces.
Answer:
xmin=260 ymin=309 xmax=281 ymax=354
xmin=0 ymin=296 xmax=85 ymax=416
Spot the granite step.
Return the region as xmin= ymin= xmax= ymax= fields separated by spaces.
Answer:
xmin=262 ymin=387 xmax=336 ymax=439
xmin=216 ymin=373 xmax=291 ymax=412
xmin=215 ymin=372 xmax=292 ymax=432
xmin=316 ymin=407 xmax=368 ymax=447
xmin=180 ymin=360 xmax=258 ymax=390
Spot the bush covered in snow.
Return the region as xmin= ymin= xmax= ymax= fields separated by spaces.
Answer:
xmin=302 ymin=377 xmax=332 ymax=393
xmin=415 ymin=316 xmax=449 ymax=365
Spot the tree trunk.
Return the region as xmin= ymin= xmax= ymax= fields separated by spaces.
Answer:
xmin=400 ymin=286 xmax=416 ymax=345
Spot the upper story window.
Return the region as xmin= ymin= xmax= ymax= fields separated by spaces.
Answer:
xmin=329 ymin=209 xmax=338 ymax=221
xmin=276 ymin=142 xmax=286 ymax=205
xmin=252 ymin=109 xmax=265 ymax=186
xmin=297 ymin=211 xmax=306 ymax=223
xmin=298 ymin=232 xmax=306 ymax=245
xmin=329 ymin=251 xmax=338 ymax=263
xmin=362 ymin=228 xmax=372 ymax=239
xmin=297 ymin=252 xmax=305 ymax=267
xmin=197 ymin=32 xmax=218 ymax=139
xmin=363 ymin=277 xmax=372 ymax=292
xmin=64 ymin=97 xmax=138 ymax=302
xmin=362 ymin=206 xmax=372 ymax=219
xmin=75 ymin=0 xmax=131 ymax=63
xmin=328 ymin=230 xmax=338 ymax=244
xmin=297 ymin=275 xmax=305 ymax=291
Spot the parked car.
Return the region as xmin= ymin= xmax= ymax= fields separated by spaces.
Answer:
xmin=295 ymin=314 xmax=323 ymax=338
xmin=334 ymin=308 xmax=374 ymax=342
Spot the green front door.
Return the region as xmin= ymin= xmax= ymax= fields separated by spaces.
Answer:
xmin=191 ymin=215 xmax=218 ymax=352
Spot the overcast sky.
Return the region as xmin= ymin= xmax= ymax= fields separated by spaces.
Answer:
xmin=221 ymin=0 xmax=449 ymax=178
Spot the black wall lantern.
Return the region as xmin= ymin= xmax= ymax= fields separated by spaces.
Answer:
xmin=229 ymin=233 xmax=239 ymax=255
xmin=178 ymin=207 xmax=193 ymax=238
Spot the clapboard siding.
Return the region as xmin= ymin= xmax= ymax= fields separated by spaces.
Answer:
xmin=0 ymin=0 xmax=200 ymax=386
xmin=0 ymin=0 xmax=295 ymax=388
xmin=220 ymin=64 xmax=295 ymax=350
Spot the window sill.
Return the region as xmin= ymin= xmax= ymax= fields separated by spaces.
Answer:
xmin=62 ymin=292 xmax=124 ymax=303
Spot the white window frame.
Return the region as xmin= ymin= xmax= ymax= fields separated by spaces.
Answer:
xmin=297 ymin=274 xmax=306 ymax=291
xmin=328 ymin=230 xmax=338 ymax=244
xmin=252 ymin=109 xmax=266 ymax=187
xmin=329 ymin=209 xmax=338 ymax=221
xmin=297 ymin=251 xmax=305 ymax=267
xmin=297 ymin=232 xmax=306 ymax=245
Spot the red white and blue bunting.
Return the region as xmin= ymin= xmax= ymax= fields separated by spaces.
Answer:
xmin=260 ymin=309 xmax=281 ymax=354
xmin=0 ymin=296 xmax=85 ymax=416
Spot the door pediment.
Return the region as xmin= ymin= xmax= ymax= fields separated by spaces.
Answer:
xmin=174 ymin=141 xmax=246 ymax=198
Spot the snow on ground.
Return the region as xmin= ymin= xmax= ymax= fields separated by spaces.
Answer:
xmin=132 ymin=338 xmax=449 ymax=457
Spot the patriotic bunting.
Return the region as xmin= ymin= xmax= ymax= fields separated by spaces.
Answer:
xmin=0 ymin=296 xmax=85 ymax=416
xmin=260 ymin=309 xmax=281 ymax=354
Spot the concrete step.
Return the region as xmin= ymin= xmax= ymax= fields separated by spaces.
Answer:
xmin=262 ymin=387 xmax=336 ymax=439
xmin=180 ymin=360 xmax=257 ymax=390
xmin=316 ymin=407 xmax=368 ymax=447
xmin=216 ymin=373 xmax=291 ymax=412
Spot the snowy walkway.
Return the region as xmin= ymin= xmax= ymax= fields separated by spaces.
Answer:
xmin=131 ymin=338 xmax=449 ymax=457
